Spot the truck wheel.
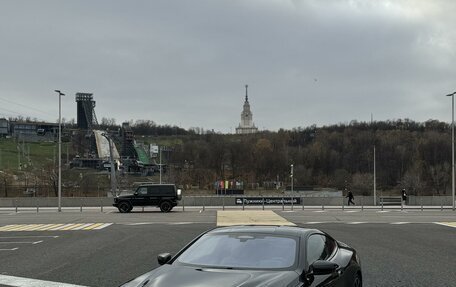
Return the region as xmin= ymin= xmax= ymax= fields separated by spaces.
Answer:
xmin=160 ymin=201 xmax=172 ymax=212
xmin=118 ymin=202 xmax=132 ymax=213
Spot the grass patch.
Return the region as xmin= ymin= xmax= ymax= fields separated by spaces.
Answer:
xmin=0 ymin=138 xmax=71 ymax=171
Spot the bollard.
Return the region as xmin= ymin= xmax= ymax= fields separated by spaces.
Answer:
xmin=203 ymin=197 xmax=205 ymax=211
xmin=222 ymin=196 xmax=225 ymax=211
xmin=291 ymin=196 xmax=294 ymax=211
xmin=441 ymin=198 xmax=443 ymax=211
xmin=282 ymin=197 xmax=284 ymax=211
xmin=262 ymin=197 xmax=265 ymax=210
xmin=15 ymin=199 xmax=18 ymax=213
xmin=342 ymin=200 xmax=345 ymax=211
xmin=381 ymin=200 xmax=384 ymax=211
xmin=36 ymin=199 xmax=39 ymax=213
xmin=242 ymin=197 xmax=245 ymax=211
xmin=182 ymin=197 xmax=185 ymax=212
xmin=142 ymin=206 xmax=144 ymax=212
xmin=421 ymin=197 xmax=423 ymax=211
xmin=361 ymin=197 xmax=364 ymax=211
xmin=401 ymin=202 xmax=403 ymax=211
xmin=80 ymin=199 xmax=83 ymax=213
xmin=302 ymin=197 xmax=304 ymax=210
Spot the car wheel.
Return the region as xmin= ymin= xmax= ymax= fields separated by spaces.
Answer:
xmin=118 ymin=202 xmax=132 ymax=213
xmin=160 ymin=201 xmax=172 ymax=212
xmin=353 ymin=273 xmax=362 ymax=287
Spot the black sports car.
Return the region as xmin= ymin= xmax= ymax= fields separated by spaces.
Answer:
xmin=120 ymin=225 xmax=362 ymax=287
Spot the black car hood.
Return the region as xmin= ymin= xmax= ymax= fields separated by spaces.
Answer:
xmin=121 ymin=265 xmax=299 ymax=287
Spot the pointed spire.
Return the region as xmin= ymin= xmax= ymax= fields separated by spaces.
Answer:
xmin=245 ymin=84 xmax=248 ymax=102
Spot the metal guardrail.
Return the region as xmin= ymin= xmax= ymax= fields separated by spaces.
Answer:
xmin=0 ymin=195 xmax=454 ymax=212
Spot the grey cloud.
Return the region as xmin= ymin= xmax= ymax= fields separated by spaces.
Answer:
xmin=0 ymin=0 xmax=455 ymax=131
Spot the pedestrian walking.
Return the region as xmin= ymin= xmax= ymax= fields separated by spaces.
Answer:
xmin=401 ymin=189 xmax=407 ymax=206
xmin=346 ymin=190 xmax=355 ymax=206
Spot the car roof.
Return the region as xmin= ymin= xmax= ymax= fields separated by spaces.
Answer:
xmin=207 ymin=225 xmax=318 ymax=237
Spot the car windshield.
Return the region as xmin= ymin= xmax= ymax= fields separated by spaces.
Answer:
xmin=177 ymin=233 xmax=298 ymax=269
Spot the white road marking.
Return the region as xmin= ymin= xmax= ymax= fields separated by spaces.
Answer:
xmin=390 ymin=222 xmax=410 ymax=225
xmin=0 ymin=236 xmax=59 ymax=239
xmin=0 ymin=274 xmax=88 ymax=287
xmin=344 ymin=210 xmax=359 ymax=213
xmin=313 ymin=210 xmax=326 ymax=213
xmin=376 ymin=211 xmax=390 ymax=213
xmin=346 ymin=222 xmax=367 ymax=225
xmin=0 ymin=247 xmax=19 ymax=251
xmin=0 ymin=241 xmax=42 ymax=244
xmin=305 ymin=222 xmax=324 ymax=224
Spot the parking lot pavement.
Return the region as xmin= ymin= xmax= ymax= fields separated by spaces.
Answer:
xmin=0 ymin=210 xmax=454 ymax=287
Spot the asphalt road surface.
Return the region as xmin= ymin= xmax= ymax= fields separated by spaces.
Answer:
xmin=0 ymin=208 xmax=455 ymax=287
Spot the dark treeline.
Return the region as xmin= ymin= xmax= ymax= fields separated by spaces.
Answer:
xmin=168 ymin=119 xmax=452 ymax=195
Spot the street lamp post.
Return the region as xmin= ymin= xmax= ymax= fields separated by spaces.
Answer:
xmin=374 ymin=145 xmax=376 ymax=206
xmin=54 ymin=90 xmax=65 ymax=212
xmin=446 ymin=92 xmax=456 ymax=211
xmin=290 ymin=164 xmax=294 ymax=192
xmin=159 ymin=147 xmax=162 ymax=184
xmin=290 ymin=164 xmax=294 ymax=207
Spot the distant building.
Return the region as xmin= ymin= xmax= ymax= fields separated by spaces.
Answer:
xmin=10 ymin=121 xmax=59 ymax=141
xmin=235 ymin=85 xmax=258 ymax=134
xmin=0 ymin=118 xmax=9 ymax=137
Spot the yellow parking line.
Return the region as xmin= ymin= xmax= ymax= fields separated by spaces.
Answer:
xmin=49 ymin=224 xmax=75 ymax=231
xmin=0 ymin=225 xmax=21 ymax=231
xmin=93 ymin=223 xmax=113 ymax=230
xmin=435 ymin=222 xmax=456 ymax=228
xmin=60 ymin=223 xmax=85 ymax=231
xmin=14 ymin=224 xmax=46 ymax=231
xmin=33 ymin=224 xmax=59 ymax=231
xmin=82 ymin=223 xmax=105 ymax=230
xmin=36 ymin=224 xmax=65 ymax=231
xmin=0 ymin=223 xmax=112 ymax=232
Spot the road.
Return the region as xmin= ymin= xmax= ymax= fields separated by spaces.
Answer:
xmin=0 ymin=208 xmax=455 ymax=287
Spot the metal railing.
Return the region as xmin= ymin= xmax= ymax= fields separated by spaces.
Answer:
xmin=0 ymin=195 xmax=454 ymax=212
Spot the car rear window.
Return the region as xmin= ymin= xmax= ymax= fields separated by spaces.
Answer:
xmin=177 ymin=233 xmax=298 ymax=269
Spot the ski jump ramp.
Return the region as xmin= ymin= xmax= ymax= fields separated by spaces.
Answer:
xmin=93 ymin=130 xmax=120 ymax=160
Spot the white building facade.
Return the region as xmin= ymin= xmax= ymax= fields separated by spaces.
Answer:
xmin=236 ymin=85 xmax=258 ymax=134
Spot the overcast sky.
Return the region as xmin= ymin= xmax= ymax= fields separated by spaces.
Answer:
xmin=1 ymin=0 xmax=455 ymax=133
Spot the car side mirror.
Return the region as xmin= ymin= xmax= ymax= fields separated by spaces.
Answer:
xmin=134 ymin=192 xmax=138 ymax=196
xmin=309 ymin=260 xmax=339 ymax=275
xmin=157 ymin=253 xmax=172 ymax=265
